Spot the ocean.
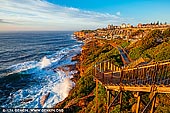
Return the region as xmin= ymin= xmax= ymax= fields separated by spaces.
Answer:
xmin=0 ymin=31 xmax=82 ymax=108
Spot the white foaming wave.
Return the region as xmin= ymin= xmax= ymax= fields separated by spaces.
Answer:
xmin=40 ymin=56 xmax=51 ymax=68
xmin=5 ymin=68 xmax=56 ymax=108
xmin=5 ymin=47 xmax=71 ymax=75
xmin=7 ymin=61 xmax=39 ymax=75
xmin=71 ymin=44 xmax=82 ymax=48
xmin=71 ymin=44 xmax=82 ymax=53
xmin=6 ymin=44 xmax=81 ymax=75
xmin=43 ymin=70 xmax=75 ymax=108
xmin=47 ymin=48 xmax=70 ymax=62
xmin=6 ymin=69 xmax=75 ymax=108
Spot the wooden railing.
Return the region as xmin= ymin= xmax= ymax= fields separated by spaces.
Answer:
xmin=120 ymin=61 xmax=170 ymax=85
xmin=95 ymin=60 xmax=121 ymax=73
xmin=94 ymin=60 xmax=170 ymax=86
xmin=94 ymin=60 xmax=121 ymax=85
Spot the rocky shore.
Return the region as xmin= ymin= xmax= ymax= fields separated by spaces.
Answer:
xmin=39 ymin=36 xmax=84 ymax=108
xmin=52 ymin=36 xmax=88 ymax=111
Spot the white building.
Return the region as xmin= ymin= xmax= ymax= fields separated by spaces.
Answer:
xmin=121 ymin=23 xmax=126 ymax=28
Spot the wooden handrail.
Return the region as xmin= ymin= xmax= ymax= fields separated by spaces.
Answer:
xmin=95 ymin=59 xmax=170 ymax=86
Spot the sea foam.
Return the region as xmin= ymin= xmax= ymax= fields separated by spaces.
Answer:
xmin=40 ymin=56 xmax=51 ymax=68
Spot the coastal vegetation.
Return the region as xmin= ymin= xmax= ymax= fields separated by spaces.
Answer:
xmin=128 ymin=28 xmax=170 ymax=61
xmin=55 ymin=27 xmax=170 ymax=112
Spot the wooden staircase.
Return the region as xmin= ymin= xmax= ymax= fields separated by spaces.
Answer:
xmin=94 ymin=59 xmax=170 ymax=113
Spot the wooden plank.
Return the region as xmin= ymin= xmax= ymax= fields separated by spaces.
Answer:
xmin=104 ymin=62 xmax=106 ymax=71
xmin=113 ymin=65 xmax=115 ymax=71
xmin=108 ymin=61 xmax=110 ymax=70
xmin=141 ymin=92 xmax=156 ymax=113
xmin=111 ymin=63 xmax=113 ymax=71
xmin=106 ymin=85 xmax=170 ymax=93
xmin=95 ymin=63 xmax=97 ymax=76
xmin=108 ymin=91 xmax=121 ymax=109
xmin=107 ymin=90 xmax=110 ymax=113
xmin=100 ymin=63 xmax=102 ymax=72
xmin=104 ymin=71 xmax=121 ymax=75
xmin=123 ymin=62 xmax=170 ymax=72
xmin=136 ymin=92 xmax=140 ymax=113
xmin=96 ymin=79 xmax=98 ymax=113
xmin=120 ymin=91 xmax=123 ymax=112
xmin=150 ymin=94 xmax=156 ymax=113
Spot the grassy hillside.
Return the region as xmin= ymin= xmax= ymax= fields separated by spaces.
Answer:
xmin=128 ymin=28 xmax=170 ymax=62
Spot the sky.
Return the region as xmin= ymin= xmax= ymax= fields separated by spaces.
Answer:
xmin=0 ymin=0 xmax=170 ymax=31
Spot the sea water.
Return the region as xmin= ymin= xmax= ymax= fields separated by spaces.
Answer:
xmin=0 ymin=31 xmax=82 ymax=108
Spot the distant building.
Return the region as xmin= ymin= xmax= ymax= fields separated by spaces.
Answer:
xmin=121 ymin=23 xmax=126 ymax=28
xmin=137 ymin=22 xmax=169 ymax=28
xmin=137 ymin=23 xmax=142 ymax=28
xmin=127 ymin=24 xmax=132 ymax=28
xmin=107 ymin=24 xmax=114 ymax=30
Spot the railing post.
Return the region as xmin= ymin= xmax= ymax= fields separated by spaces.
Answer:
xmin=104 ymin=61 xmax=106 ymax=72
xmin=108 ymin=61 xmax=110 ymax=70
xmin=100 ymin=63 xmax=102 ymax=72
xmin=154 ymin=63 xmax=158 ymax=84
xmin=107 ymin=90 xmax=110 ymax=113
xmin=96 ymin=79 xmax=98 ymax=113
xmin=111 ymin=62 xmax=113 ymax=71
xmin=150 ymin=94 xmax=157 ymax=113
xmin=116 ymin=67 xmax=118 ymax=71
xmin=120 ymin=69 xmax=123 ymax=84
xmin=136 ymin=92 xmax=141 ymax=113
xmin=160 ymin=65 xmax=164 ymax=84
xmin=136 ymin=67 xmax=138 ymax=84
xmin=95 ymin=63 xmax=96 ymax=76
xmin=163 ymin=64 xmax=167 ymax=85
xmin=113 ymin=65 xmax=115 ymax=71
xmin=142 ymin=68 xmax=145 ymax=85
xmin=142 ymin=92 xmax=156 ymax=113
xmin=119 ymin=68 xmax=123 ymax=111
xmin=120 ymin=91 xmax=123 ymax=112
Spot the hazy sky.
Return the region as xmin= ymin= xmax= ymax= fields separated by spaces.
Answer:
xmin=0 ymin=0 xmax=169 ymax=31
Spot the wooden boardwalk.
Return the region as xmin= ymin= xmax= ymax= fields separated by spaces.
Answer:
xmin=94 ymin=59 xmax=170 ymax=113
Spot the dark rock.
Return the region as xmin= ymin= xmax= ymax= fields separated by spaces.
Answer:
xmin=40 ymin=92 xmax=50 ymax=106
xmin=20 ymin=98 xmax=33 ymax=103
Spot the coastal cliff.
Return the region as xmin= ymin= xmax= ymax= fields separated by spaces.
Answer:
xmin=55 ymin=27 xmax=170 ymax=113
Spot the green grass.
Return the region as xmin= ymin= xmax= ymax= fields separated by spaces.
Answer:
xmin=128 ymin=29 xmax=170 ymax=61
